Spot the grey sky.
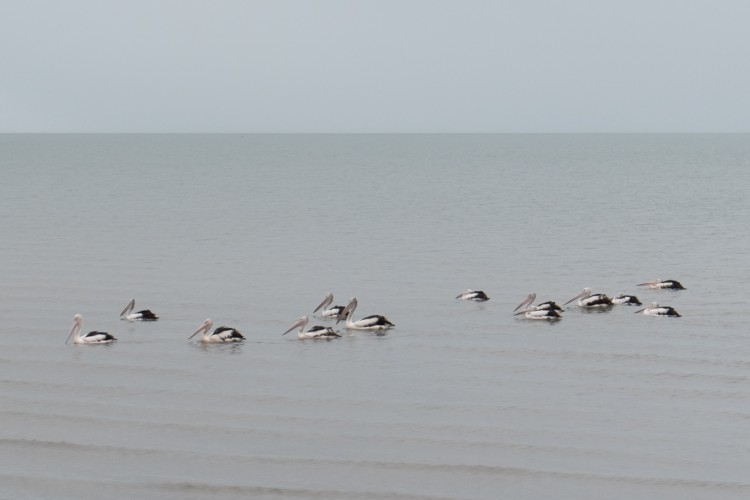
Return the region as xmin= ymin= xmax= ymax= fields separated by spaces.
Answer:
xmin=1 ymin=0 xmax=748 ymax=133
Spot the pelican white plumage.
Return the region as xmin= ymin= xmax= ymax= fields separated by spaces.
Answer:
xmin=120 ymin=299 xmax=159 ymax=321
xmin=455 ymin=289 xmax=490 ymax=301
xmin=634 ymin=302 xmax=681 ymax=317
xmin=612 ymin=293 xmax=642 ymax=306
xmin=188 ymin=319 xmax=245 ymax=343
xmin=337 ymin=297 xmax=395 ymax=330
xmin=564 ymin=288 xmax=613 ymax=308
xmin=283 ymin=315 xmax=341 ymax=339
xmin=66 ymin=314 xmax=117 ymax=344
xmin=313 ymin=292 xmax=345 ymax=318
xmin=637 ymin=279 xmax=686 ymax=290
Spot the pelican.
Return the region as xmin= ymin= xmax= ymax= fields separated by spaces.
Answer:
xmin=66 ymin=314 xmax=116 ymax=344
xmin=283 ymin=315 xmax=341 ymax=339
xmin=455 ymin=289 xmax=490 ymax=302
xmin=564 ymin=288 xmax=613 ymax=308
xmin=120 ymin=299 xmax=159 ymax=321
xmin=513 ymin=292 xmax=563 ymax=313
xmin=188 ymin=319 xmax=245 ymax=343
xmin=313 ymin=292 xmax=345 ymax=318
xmin=612 ymin=293 xmax=642 ymax=306
xmin=337 ymin=297 xmax=395 ymax=330
xmin=634 ymin=302 xmax=681 ymax=317
xmin=637 ymin=279 xmax=686 ymax=290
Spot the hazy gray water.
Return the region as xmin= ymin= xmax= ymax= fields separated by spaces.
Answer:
xmin=1 ymin=134 xmax=749 ymax=499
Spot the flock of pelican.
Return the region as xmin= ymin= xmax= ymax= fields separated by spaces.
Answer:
xmin=459 ymin=279 xmax=685 ymax=321
xmin=67 ymin=296 xmax=395 ymax=344
xmin=66 ymin=279 xmax=684 ymax=344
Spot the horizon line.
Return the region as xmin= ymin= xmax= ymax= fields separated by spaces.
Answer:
xmin=2 ymin=131 xmax=749 ymax=135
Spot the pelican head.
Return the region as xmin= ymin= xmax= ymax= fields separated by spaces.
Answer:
xmin=283 ymin=316 xmax=309 ymax=336
xmin=564 ymin=288 xmax=592 ymax=306
xmin=313 ymin=293 xmax=334 ymax=313
xmin=514 ymin=292 xmax=536 ymax=312
xmin=66 ymin=314 xmax=83 ymax=344
xmin=188 ymin=319 xmax=213 ymax=340
xmin=120 ymin=299 xmax=135 ymax=318
xmin=336 ymin=297 xmax=358 ymax=324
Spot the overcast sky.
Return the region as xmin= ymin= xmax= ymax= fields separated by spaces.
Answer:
xmin=1 ymin=0 xmax=748 ymax=133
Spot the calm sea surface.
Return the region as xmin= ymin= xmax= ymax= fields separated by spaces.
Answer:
xmin=1 ymin=134 xmax=749 ymax=499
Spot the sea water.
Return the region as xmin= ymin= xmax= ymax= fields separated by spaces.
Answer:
xmin=0 ymin=134 xmax=748 ymax=499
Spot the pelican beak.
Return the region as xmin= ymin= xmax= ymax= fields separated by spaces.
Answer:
xmin=513 ymin=309 xmax=529 ymax=316
xmin=563 ymin=290 xmax=586 ymax=306
xmin=634 ymin=307 xmax=646 ymax=314
xmin=120 ymin=299 xmax=135 ymax=317
xmin=335 ymin=311 xmax=346 ymax=324
xmin=336 ymin=298 xmax=357 ymax=324
xmin=282 ymin=317 xmax=307 ymax=336
xmin=188 ymin=320 xmax=211 ymax=340
xmin=66 ymin=316 xmax=82 ymax=344
xmin=513 ymin=293 xmax=535 ymax=312
xmin=120 ymin=298 xmax=135 ymax=317
xmin=636 ymin=281 xmax=656 ymax=287
xmin=313 ymin=293 xmax=332 ymax=313
xmin=336 ymin=306 xmax=351 ymax=324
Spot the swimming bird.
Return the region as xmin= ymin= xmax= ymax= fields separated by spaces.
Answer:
xmin=66 ymin=314 xmax=117 ymax=344
xmin=513 ymin=292 xmax=563 ymax=313
xmin=634 ymin=302 xmax=681 ymax=317
xmin=313 ymin=292 xmax=345 ymax=318
xmin=455 ymin=289 xmax=490 ymax=301
xmin=283 ymin=315 xmax=341 ymax=339
xmin=611 ymin=293 xmax=642 ymax=306
xmin=564 ymin=288 xmax=613 ymax=308
xmin=337 ymin=297 xmax=395 ymax=330
xmin=120 ymin=299 xmax=159 ymax=321
xmin=637 ymin=279 xmax=686 ymax=290
xmin=188 ymin=319 xmax=245 ymax=343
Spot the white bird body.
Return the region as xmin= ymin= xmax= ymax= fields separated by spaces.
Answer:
xmin=337 ymin=297 xmax=394 ymax=330
xmin=313 ymin=293 xmax=345 ymax=318
xmin=120 ymin=299 xmax=158 ymax=321
xmin=67 ymin=314 xmax=117 ymax=344
xmin=455 ymin=289 xmax=490 ymax=301
xmin=564 ymin=288 xmax=613 ymax=308
xmin=283 ymin=315 xmax=341 ymax=339
xmin=635 ymin=302 xmax=681 ymax=317
xmin=637 ymin=279 xmax=686 ymax=290
xmin=188 ymin=319 xmax=245 ymax=343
